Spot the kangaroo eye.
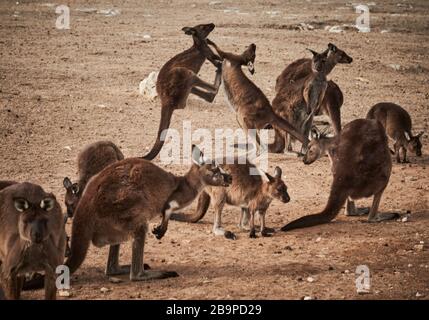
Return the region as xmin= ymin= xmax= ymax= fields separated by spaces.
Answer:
xmin=14 ymin=198 xmax=29 ymax=212
xmin=40 ymin=198 xmax=55 ymax=211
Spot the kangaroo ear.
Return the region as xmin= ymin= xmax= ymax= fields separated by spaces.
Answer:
xmin=306 ymin=48 xmax=319 ymax=56
xmin=191 ymin=144 xmax=205 ymax=166
xmin=182 ymin=27 xmax=196 ymax=35
xmin=404 ymin=132 xmax=411 ymax=141
xmin=328 ymin=43 xmax=337 ymax=52
xmin=63 ymin=177 xmax=72 ymax=189
xmin=274 ymin=166 xmax=282 ymax=178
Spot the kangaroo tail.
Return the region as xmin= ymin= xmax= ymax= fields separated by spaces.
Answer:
xmin=170 ymin=191 xmax=211 ymax=223
xmin=142 ymin=106 xmax=174 ymax=160
xmin=281 ymin=185 xmax=348 ymax=231
xmin=65 ymin=195 xmax=95 ymax=274
xmin=271 ymin=113 xmax=309 ymax=145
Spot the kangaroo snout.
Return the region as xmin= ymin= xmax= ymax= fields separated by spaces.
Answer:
xmin=282 ymin=193 xmax=291 ymax=203
xmin=30 ymin=220 xmax=47 ymax=244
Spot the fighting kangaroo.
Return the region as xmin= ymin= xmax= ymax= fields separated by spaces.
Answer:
xmin=64 ymin=145 xmax=231 ymax=282
xmin=172 ymin=162 xmax=290 ymax=239
xmin=366 ymin=102 xmax=424 ymax=163
xmin=270 ymin=48 xmax=331 ymax=154
xmin=207 ymin=40 xmax=308 ymax=150
xmin=143 ymin=23 xmax=223 ymax=160
xmin=0 ymin=182 xmax=66 ymax=300
xmin=281 ymin=119 xmax=398 ymax=232
xmin=275 ymin=43 xmax=352 ymax=135
xmin=63 ymin=141 xmax=124 ymax=218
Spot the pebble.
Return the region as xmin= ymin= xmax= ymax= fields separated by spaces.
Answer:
xmin=416 ymin=292 xmax=423 ymax=297
xmin=307 ymin=276 xmax=315 ymax=283
xmin=58 ymin=290 xmax=72 ymax=297
xmin=401 ymin=216 xmax=408 ymax=223
xmin=303 ymin=296 xmax=314 ymax=300
xmin=100 ymin=287 xmax=110 ymax=293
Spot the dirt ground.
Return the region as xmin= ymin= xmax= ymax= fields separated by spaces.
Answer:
xmin=0 ymin=0 xmax=428 ymax=300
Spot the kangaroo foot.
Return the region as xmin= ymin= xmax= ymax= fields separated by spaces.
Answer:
xmin=224 ymin=231 xmax=237 ymax=240
xmin=261 ymin=228 xmax=273 ymax=237
xmin=368 ymin=212 xmax=400 ymax=222
xmin=130 ymin=270 xmax=179 ymax=282
xmin=346 ymin=207 xmax=370 ymax=216
xmin=238 ymin=223 xmax=250 ymax=231
xmin=152 ymin=224 xmax=167 ymax=240
xmin=249 ymin=228 xmax=257 ymax=238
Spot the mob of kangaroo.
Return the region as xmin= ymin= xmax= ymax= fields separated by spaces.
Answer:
xmin=0 ymin=23 xmax=425 ymax=299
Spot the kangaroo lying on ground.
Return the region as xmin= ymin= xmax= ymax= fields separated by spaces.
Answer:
xmin=143 ymin=23 xmax=223 ymax=160
xmin=64 ymin=145 xmax=231 ymax=281
xmin=63 ymin=141 xmax=124 ymax=218
xmin=172 ymin=162 xmax=290 ymax=239
xmin=207 ymin=40 xmax=308 ymax=150
xmin=281 ymin=119 xmax=399 ymax=232
xmin=270 ymin=48 xmax=331 ymax=154
xmin=0 ymin=182 xmax=66 ymax=300
xmin=275 ymin=43 xmax=352 ymax=135
xmin=366 ymin=102 xmax=423 ymax=163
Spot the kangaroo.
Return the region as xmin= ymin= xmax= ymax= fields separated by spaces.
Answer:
xmin=143 ymin=23 xmax=223 ymax=160
xmin=275 ymin=43 xmax=353 ymax=135
xmin=281 ymin=119 xmax=399 ymax=232
xmin=366 ymin=102 xmax=424 ymax=163
xmin=269 ymin=48 xmax=331 ymax=155
xmin=0 ymin=182 xmax=66 ymax=300
xmin=171 ymin=163 xmax=290 ymax=239
xmin=63 ymin=141 xmax=124 ymax=218
xmin=207 ymin=40 xmax=308 ymax=149
xmin=63 ymin=145 xmax=231 ymax=281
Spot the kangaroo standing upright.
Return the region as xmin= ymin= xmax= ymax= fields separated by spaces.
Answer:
xmin=281 ymin=119 xmax=398 ymax=232
xmin=0 ymin=183 xmax=66 ymax=300
xmin=366 ymin=102 xmax=424 ymax=163
xmin=143 ymin=24 xmax=223 ymax=160
xmin=275 ymin=43 xmax=352 ymax=135
xmin=64 ymin=145 xmax=231 ymax=282
xmin=270 ymin=48 xmax=331 ymax=154
xmin=63 ymin=141 xmax=124 ymax=217
xmin=172 ymin=162 xmax=290 ymax=239
xmin=207 ymin=40 xmax=308 ymax=149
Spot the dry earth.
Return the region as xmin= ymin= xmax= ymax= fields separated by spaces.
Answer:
xmin=0 ymin=0 xmax=428 ymax=299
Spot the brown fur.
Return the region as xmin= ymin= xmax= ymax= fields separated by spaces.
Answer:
xmin=143 ymin=23 xmax=223 ymax=160
xmin=63 ymin=141 xmax=124 ymax=217
xmin=172 ymin=162 xmax=290 ymax=239
xmin=366 ymin=102 xmax=424 ymax=163
xmin=271 ymin=44 xmax=352 ymax=153
xmin=0 ymin=182 xmax=66 ymax=300
xmin=281 ymin=119 xmax=395 ymax=231
xmin=65 ymin=146 xmax=231 ymax=281
xmin=207 ymin=40 xmax=308 ymax=147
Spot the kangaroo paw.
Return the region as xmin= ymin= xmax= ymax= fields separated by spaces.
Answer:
xmin=249 ymin=229 xmax=257 ymax=238
xmin=261 ymin=228 xmax=273 ymax=237
xmin=224 ymin=231 xmax=237 ymax=240
xmin=152 ymin=225 xmax=166 ymax=240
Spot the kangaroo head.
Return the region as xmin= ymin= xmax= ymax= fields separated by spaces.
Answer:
xmin=242 ymin=43 xmax=256 ymax=74
xmin=263 ymin=167 xmax=290 ymax=203
xmin=182 ymin=23 xmax=215 ymax=40
xmin=63 ymin=177 xmax=81 ymax=218
xmin=404 ymin=131 xmax=423 ymax=156
xmin=307 ymin=48 xmax=328 ymax=73
xmin=303 ymin=129 xmax=329 ymax=164
xmin=12 ymin=183 xmax=59 ymax=244
xmin=327 ymin=43 xmax=353 ymax=64
xmin=191 ymin=145 xmax=232 ymax=187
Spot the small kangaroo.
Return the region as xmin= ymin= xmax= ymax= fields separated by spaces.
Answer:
xmin=270 ymin=48 xmax=331 ymax=154
xmin=0 ymin=182 xmax=66 ymax=300
xmin=143 ymin=23 xmax=223 ymax=160
xmin=281 ymin=119 xmax=398 ymax=232
xmin=63 ymin=141 xmax=124 ymax=218
xmin=275 ymin=43 xmax=353 ymax=135
xmin=64 ymin=145 xmax=232 ymax=281
xmin=207 ymin=40 xmax=308 ymax=149
xmin=171 ymin=162 xmax=290 ymax=239
xmin=366 ymin=102 xmax=424 ymax=163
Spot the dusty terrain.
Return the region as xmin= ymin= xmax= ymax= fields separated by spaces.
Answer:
xmin=0 ymin=0 xmax=428 ymax=300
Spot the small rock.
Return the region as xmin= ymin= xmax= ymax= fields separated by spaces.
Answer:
xmin=388 ymin=64 xmax=401 ymax=71
xmin=303 ymin=296 xmax=314 ymax=300
xmin=109 ymin=277 xmax=123 ymax=284
xmin=414 ymin=244 xmax=424 ymax=251
xmin=355 ymin=77 xmax=369 ymax=83
xmin=416 ymin=292 xmax=423 ymax=297
xmin=209 ymin=1 xmax=222 ymax=6
xmin=344 ymin=269 xmax=350 ymax=274
xmin=380 ymin=29 xmax=390 ymax=33
xmin=407 ymin=264 xmax=413 ymax=268
xmin=100 ymin=287 xmax=110 ymax=293
xmin=328 ymin=25 xmax=344 ymax=33
xmin=58 ymin=290 xmax=72 ymax=297
xmin=64 ymin=146 xmax=72 ymax=151
xmin=139 ymin=71 xmax=159 ymax=100
xmin=307 ymin=276 xmax=315 ymax=283
xmin=401 ymin=216 xmax=408 ymax=223
xmin=315 ymin=236 xmax=322 ymax=242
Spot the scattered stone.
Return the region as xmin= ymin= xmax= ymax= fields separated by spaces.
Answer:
xmin=407 ymin=264 xmax=412 ymax=268
xmin=380 ymin=29 xmax=390 ymax=33
xmin=344 ymin=269 xmax=350 ymax=274
xmin=327 ymin=25 xmax=343 ymax=33
xmin=97 ymin=9 xmax=121 ymax=17
xmin=416 ymin=292 xmax=423 ymax=297
xmin=100 ymin=287 xmax=110 ymax=293
xmin=303 ymin=296 xmax=314 ymax=300
xmin=388 ymin=64 xmax=401 ymax=71
xmin=143 ymin=34 xmax=152 ymax=41
xmin=306 ymin=276 xmax=315 ymax=283
xmin=401 ymin=216 xmax=408 ymax=223
xmin=315 ymin=236 xmax=322 ymax=242
xmin=355 ymin=77 xmax=370 ymax=83
xmin=109 ymin=277 xmax=123 ymax=284
xmin=209 ymin=1 xmax=222 ymax=5
xmin=139 ymin=71 xmax=159 ymax=100
xmin=64 ymin=146 xmax=72 ymax=151
xmin=58 ymin=290 xmax=72 ymax=297
xmin=414 ymin=244 xmax=424 ymax=251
